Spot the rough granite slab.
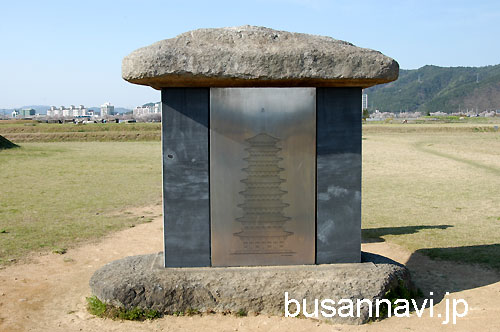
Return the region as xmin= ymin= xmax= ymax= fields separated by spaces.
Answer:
xmin=122 ymin=25 xmax=398 ymax=89
xmin=90 ymin=252 xmax=412 ymax=324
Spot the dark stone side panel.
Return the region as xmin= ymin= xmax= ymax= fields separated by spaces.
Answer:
xmin=316 ymin=88 xmax=362 ymax=264
xmin=162 ymin=88 xmax=210 ymax=267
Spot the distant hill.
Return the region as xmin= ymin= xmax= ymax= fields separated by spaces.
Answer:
xmin=115 ymin=107 xmax=133 ymax=114
xmin=142 ymin=102 xmax=160 ymax=107
xmin=365 ymin=64 xmax=500 ymax=114
xmin=0 ymin=105 xmax=51 ymax=116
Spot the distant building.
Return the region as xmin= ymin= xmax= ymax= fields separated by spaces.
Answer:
xmin=133 ymin=103 xmax=161 ymax=117
xmin=70 ymin=105 xmax=87 ymax=117
xmin=369 ymin=110 xmax=423 ymax=120
xmin=12 ymin=108 xmax=36 ymax=118
xmin=426 ymin=111 xmax=446 ymax=117
xmin=47 ymin=105 xmax=87 ymax=117
xmin=480 ymin=110 xmax=496 ymax=117
xmin=46 ymin=106 xmax=56 ymax=117
xmin=23 ymin=109 xmax=36 ymax=117
xmin=362 ymin=94 xmax=368 ymax=110
xmin=101 ymin=102 xmax=115 ymax=117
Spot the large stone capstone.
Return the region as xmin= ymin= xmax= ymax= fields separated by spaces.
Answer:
xmin=122 ymin=25 xmax=398 ymax=89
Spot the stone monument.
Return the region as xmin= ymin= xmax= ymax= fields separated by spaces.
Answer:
xmin=90 ymin=26 xmax=411 ymax=323
xmin=121 ymin=25 xmax=398 ymax=267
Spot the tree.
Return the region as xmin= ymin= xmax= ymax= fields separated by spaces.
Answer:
xmin=362 ymin=109 xmax=370 ymax=121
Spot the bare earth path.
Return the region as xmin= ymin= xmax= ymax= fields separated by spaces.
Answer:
xmin=1 ymin=206 xmax=499 ymax=332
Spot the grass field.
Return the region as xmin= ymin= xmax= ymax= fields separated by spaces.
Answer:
xmin=362 ymin=128 xmax=500 ymax=269
xmin=1 ymin=121 xmax=499 ymax=270
xmin=0 ymin=141 xmax=162 ymax=264
xmin=0 ymin=121 xmax=161 ymax=142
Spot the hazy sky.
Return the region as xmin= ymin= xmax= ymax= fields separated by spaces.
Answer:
xmin=1 ymin=0 xmax=499 ymax=108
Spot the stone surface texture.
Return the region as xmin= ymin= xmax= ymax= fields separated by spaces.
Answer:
xmin=162 ymin=88 xmax=210 ymax=267
xmin=316 ymin=88 xmax=362 ymax=264
xmin=90 ymin=252 xmax=412 ymax=324
xmin=122 ymin=26 xmax=399 ymax=89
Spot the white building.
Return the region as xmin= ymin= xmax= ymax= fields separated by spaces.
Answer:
xmin=133 ymin=103 xmax=161 ymax=117
xmin=47 ymin=105 xmax=87 ymax=117
xmin=362 ymin=94 xmax=368 ymax=110
xmin=101 ymin=102 xmax=115 ymax=117
xmin=70 ymin=105 xmax=87 ymax=117
xmin=46 ymin=106 xmax=57 ymax=117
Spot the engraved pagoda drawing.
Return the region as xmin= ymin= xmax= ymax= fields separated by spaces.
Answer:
xmin=233 ymin=133 xmax=294 ymax=254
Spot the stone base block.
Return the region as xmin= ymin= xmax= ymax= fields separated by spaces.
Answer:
xmin=89 ymin=252 xmax=412 ymax=324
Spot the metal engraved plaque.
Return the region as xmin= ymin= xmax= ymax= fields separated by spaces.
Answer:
xmin=210 ymin=88 xmax=316 ymax=266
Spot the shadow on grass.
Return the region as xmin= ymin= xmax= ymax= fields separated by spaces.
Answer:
xmin=417 ymin=244 xmax=500 ymax=272
xmin=362 ymin=225 xmax=453 ymax=243
xmin=363 ymin=225 xmax=500 ymax=304
xmin=404 ymin=244 xmax=500 ymax=304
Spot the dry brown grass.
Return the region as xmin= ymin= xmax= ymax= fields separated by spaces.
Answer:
xmin=3 ymin=131 xmax=160 ymax=142
xmin=362 ymin=127 xmax=500 ymax=269
xmin=0 ymin=122 xmax=161 ymax=142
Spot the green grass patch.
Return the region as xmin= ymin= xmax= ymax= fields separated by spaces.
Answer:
xmin=375 ymin=280 xmax=423 ymax=320
xmin=185 ymin=308 xmax=201 ymax=316
xmin=86 ymin=296 xmax=161 ymax=320
xmin=422 ymin=115 xmax=461 ymax=122
xmin=87 ymin=295 xmax=107 ymax=316
xmin=235 ymin=309 xmax=248 ymax=317
xmin=422 ymin=245 xmax=500 ymax=270
xmin=0 ymin=142 xmax=162 ymax=265
xmin=171 ymin=308 xmax=201 ymax=316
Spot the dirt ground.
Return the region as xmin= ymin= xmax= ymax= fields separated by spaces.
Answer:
xmin=1 ymin=206 xmax=499 ymax=332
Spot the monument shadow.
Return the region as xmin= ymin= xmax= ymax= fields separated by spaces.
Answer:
xmin=362 ymin=224 xmax=453 ymax=243
xmin=405 ymin=244 xmax=500 ymax=304
xmin=363 ymin=225 xmax=500 ymax=304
